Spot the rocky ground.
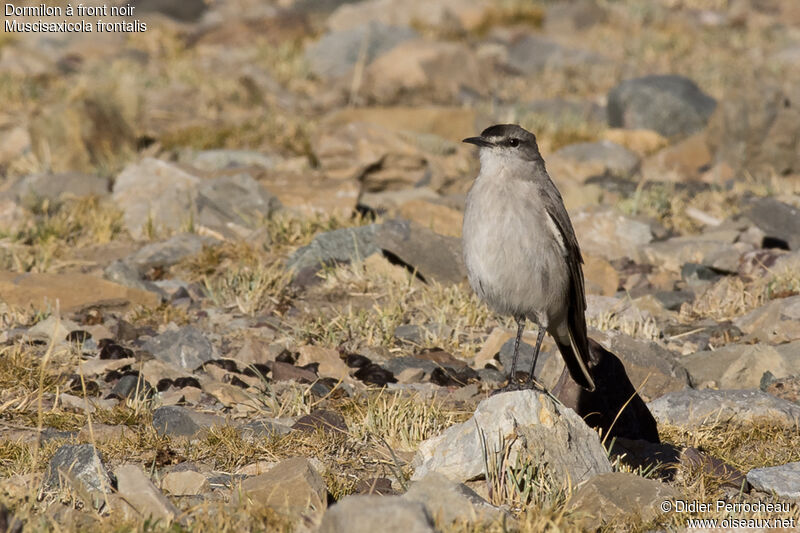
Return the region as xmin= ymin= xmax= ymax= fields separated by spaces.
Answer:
xmin=1 ymin=0 xmax=800 ymax=531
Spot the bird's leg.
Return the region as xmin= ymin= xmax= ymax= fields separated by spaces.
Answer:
xmin=507 ymin=315 xmax=526 ymax=384
xmin=525 ymin=325 xmax=547 ymax=390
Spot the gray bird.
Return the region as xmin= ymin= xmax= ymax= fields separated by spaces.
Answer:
xmin=462 ymin=124 xmax=595 ymax=391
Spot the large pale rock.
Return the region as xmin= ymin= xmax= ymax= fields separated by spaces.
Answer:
xmin=551 ymin=141 xmax=640 ymax=179
xmin=286 ymin=224 xmax=380 ymax=273
xmin=141 ymin=327 xmax=216 ymax=371
xmin=734 ymin=296 xmax=800 ymax=344
xmin=571 ymin=209 xmax=653 ymax=262
xmin=412 ymin=390 xmax=612 ymax=483
xmin=234 ymin=457 xmax=327 ymax=515
xmin=0 ymin=271 xmax=159 ymax=312
xmin=318 ymin=495 xmax=434 ymax=533
xmin=648 ymin=389 xmax=800 ymax=428
xmin=403 ymin=472 xmax=508 ymax=527
xmin=642 ymin=234 xmax=753 ymax=273
xmin=682 ymin=342 xmax=800 ymax=389
xmin=44 ymin=444 xmax=112 ymax=496
xmin=747 ymin=462 xmax=800 ymax=498
xmin=569 ymin=472 xmax=677 ymax=524
xmin=114 ymin=465 xmax=179 ymax=523
xmin=161 ymin=470 xmax=210 ymax=496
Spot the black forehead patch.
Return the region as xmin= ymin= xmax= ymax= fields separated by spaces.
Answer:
xmin=479 ymin=124 xmax=536 ymax=142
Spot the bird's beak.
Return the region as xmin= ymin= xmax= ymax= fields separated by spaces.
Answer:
xmin=462 ymin=136 xmax=492 ymax=148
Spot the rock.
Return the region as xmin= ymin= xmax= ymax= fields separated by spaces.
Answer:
xmin=292 ymin=409 xmax=348 ymax=434
xmin=257 ymin=169 xmax=360 ymax=217
xmin=26 ymin=315 xmax=80 ymax=344
xmin=141 ymin=327 xmax=216 ymax=371
xmin=296 ymin=345 xmax=352 ymax=384
xmin=497 ymin=337 xmax=561 ymax=388
xmin=569 ymin=472 xmax=677 ymax=524
xmin=682 ymin=342 xmax=800 ymax=389
xmin=10 ymin=172 xmax=110 ymax=203
xmin=551 ymin=141 xmax=639 ymax=178
xmin=402 ymin=472 xmax=507 ymax=527
xmin=152 ymin=405 xmax=225 ymax=438
xmin=648 ymin=389 xmax=800 ymax=428
xmin=194 ymin=172 xmax=282 ymax=240
xmin=286 ymin=224 xmax=380 ymax=274
xmin=412 ymin=390 xmax=612 ymax=483
xmin=763 ymin=375 xmax=800 ymax=405
xmin=571 ymin=208 xmax=653 ymax=262
xmin=313 ymin=121 xmax=468 ymax=194
xmin=44 ymin=444 xmax=112 ymax=498
xmin=504 ymin=34 xmax=607 ymax=74
xmin=123 ymin=233 xmax=220 ymax=273
xmin=607 ymin=75 xmax=716 ymax=139
xmin=588 ymin=329 xmax=690 ymax=402
xmin=103 ymin=261 xmax=164 ymax=295
xmin=642 ymin=234 xmax=751 ymax=273
xmin=326 ymin=0 xmax=489 ymax=33
xmin=706 ymin=84 xmax=800 ymax=176
xmin=0 ymin=271 xmax=159 ymax=312
xmin=306 ymin=22 xmax=417 ymax=79
xmin=747 ymin=462 xmax=800 ymax=498
xmin=745 ymin=198 xmax=800 ymax=251
xmin=161 ymin=470 xmax=210 ymax=496
xmin=544 ymin=0 xmax=607 ymax=32
xmin=641 ymin=132 xmax=712 ymax=181
xmin=271 ymin=361 xmax=318 ymax=383
xmin=680 ymin=447 xmax=748 ymax=490
xmin=553 ymin=339 xmax=660 ymax=443
xmin=114 ymin=465 xmax=179 ymax=523
xmin=318 ymin=495 xmax=434 ymax=533
xmin=375 ymin=219 xmax=466 ymax=284
xmin=234 ymin=457 xmax=327 ymax=515
xmin=395 ymin=199 xmax=463 ymax=238
xmin=583 ymin=254 xmax=620 ymax=296
xmin=362 ymin=40 xmax=481 ymax=104
xmin=113 ymin=158 xmax=201 ymax=241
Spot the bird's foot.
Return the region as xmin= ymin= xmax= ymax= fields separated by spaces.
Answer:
xmin=491 ymin=374 xmax=548 ymax=396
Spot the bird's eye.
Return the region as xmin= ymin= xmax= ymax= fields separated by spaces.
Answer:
xmin=508 ymin=138 xmax=520 ymax=147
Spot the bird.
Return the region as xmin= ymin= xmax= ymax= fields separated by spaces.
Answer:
xmin=462 ymin=124 xmax=595 ymax=392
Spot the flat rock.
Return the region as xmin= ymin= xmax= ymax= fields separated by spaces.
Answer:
xmin=642 ymin=235 xmax=752 ymax=273
xmin=234 ymin=457 xmax=327 ymax=515
xmin=375 ymin=219 xmax=466 ymax=284
xmin=682 ymin=342 xmax=800 ymax=389
xmin=569 ymin=472 xmax=677 ymax=524
xmin=161 ymin=470 xmax=210 ymax=496
xmin=571 ymin=208 xmax=653 ymax=262
xmin=318 ymin=494 xmax=434 ymax=533
xmin=0 ymin=271 xmax=159 ymax=312
xmin=412 ymin=390 xmax=612 ymax=483
xmin=123 ymin=233 xmax=220 ymax=273
xmin=607 ymin=75 xmax=716 ymax=139
xmin=10 ymin=172 xmax=110 ymax=202
xmin=179 ymin=149 xmax=279 ymax=172
xmin=551 ymin=140 xmax=640 ymax=179
xmin=141 ymin=326 xmax=216 ymax=370
xmin=745 ymin=197 xmax=800 ymax=251
xmin=648 ymin=389 xmax=800 ymax=428
xmin=286 ymin=224 xmax=380 ymax=273
xmin=747 ymin=462 xmax=800 ymax=498
xmin=44 ymin=444 xmax=112 ymax=497
xmin=505 ymin=34 xmax=607 ymax=74
xmin=114 ymin=464 xmax=179 ymax=523
xmin=402 ymin=472 xmax=508 ymax=527
xmin=306 ymin=22 xmax=417 ymax=79
xmin=152 ymin=405 xmax=225 ymax=438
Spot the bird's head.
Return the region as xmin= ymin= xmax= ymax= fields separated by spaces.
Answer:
xmin=463 ymin=124 xmax=543 ymax=165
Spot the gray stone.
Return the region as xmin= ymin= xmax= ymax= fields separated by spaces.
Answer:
xmin=141 ymin=327 xmax=216 ymax=370
xmin=318 ymin=495 xmax=434 ymax=533
xmin=239 ymin=418 xmax=293 ymax=439
xmin=375 ymin=219 xmax=466 ymax=284
xmin=747 ymin=462 xmax=800 ymax=498
xmin=648 ymin=389 xmax=800 ymax=428
xmin=589 ymin=329 xmax=690 ymax=402
xmin=11 ymin=172 xmax=110 ymax=203
xmin=403 ymin=472 xmax=508 ymax=526
xmin=306 ymin=22 xmax=417 ymax=79
xmin=113 ymin=158 xmax=201 ymax=240
xmin=544 ymin=0 xmax=607 ymax=32
xmin=571 ymin=208 xmax=653 ymax=262
xmin=287 ymin=224 xmax=380 ymax=273
xmin=607 ymin=75 xmax=716 ymax=139
xmin=124 ymin=233 xmax=220 ymax=273
xmin=161 ymin=470 xmax=210 ymax=496
xmin=234 ymin=457 xmax=327 ymax=515
xmin=682 ymin=342 xmax=800 ymax=390
xmin=642 ymin=234 xmax=751 ymax=273
xmin=734 ymin=297 xmax=800 ymax=344
xmin=44 ymin=444 xmax=112 ymax=495
xmin=152 ymin=405 xmax=225 ymax=438
xmin=505 ymin=35 xmax=607 ymax=74
xmin=412 ymin=390 xmax=612 ymax=483
xmin=195 ymin=173 xmax=281 ymax=240
xmin=552 ymin=141 xmax=640 ymax=179
xmin=103 ymin=260 xmax=165 ymax=296
xmin=114 ymin=464 xmax=179 ymax=523
xmin=569 ymin=472 xmax=677 ymax=524
xmin=745 ymin=198 xmax=800 ymax=251
xmin=393 ymin=324 xmax=424 ymax=344
xmin=706 ymin=84 xmax=800 ymax=176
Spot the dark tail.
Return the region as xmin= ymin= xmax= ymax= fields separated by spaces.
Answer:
xmin=556 ymin=333 xmax=595 ymax=392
